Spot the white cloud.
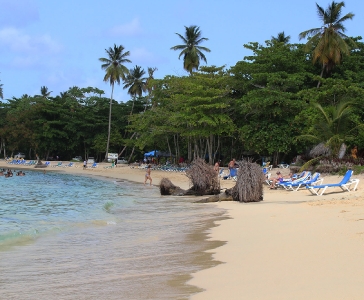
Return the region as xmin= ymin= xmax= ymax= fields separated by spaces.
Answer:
xmin=108 ymin=18 xmax=143 ymax=37
xmin=0 ymin=27 xmax=62 ymax=54
xmin=0 ymin=27 xmax=62 ymax=70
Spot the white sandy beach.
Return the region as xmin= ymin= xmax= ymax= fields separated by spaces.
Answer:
xmin=2 ymin=161 xmax=364 ymax=299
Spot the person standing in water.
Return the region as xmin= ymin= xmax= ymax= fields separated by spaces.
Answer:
xmin=144 ymin=165 xmax=152 ymax=186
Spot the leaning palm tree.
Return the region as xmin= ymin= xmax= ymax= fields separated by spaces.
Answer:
xmin=271 ymin=31 xmax=291 ymax=44
xmin=99 ymin=44 xmax=131 ymax=161
xmin=299 ymin=1 xmax=355 ymax=86
xmin=170 ymin=25 xmax=211 ymax=74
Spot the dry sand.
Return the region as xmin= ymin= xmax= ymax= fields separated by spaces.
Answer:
xmin=2 ymin=161 xmax=364 ymax=299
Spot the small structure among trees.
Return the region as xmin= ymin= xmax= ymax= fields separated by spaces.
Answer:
xmin=227 ymin=160 xmax=264 ymax=203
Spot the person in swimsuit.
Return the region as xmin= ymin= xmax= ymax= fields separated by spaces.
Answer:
xmin=270 ymin=171 xmax=284 ymax=189
xmin=144 ymin=164 xmax=152 ymax=186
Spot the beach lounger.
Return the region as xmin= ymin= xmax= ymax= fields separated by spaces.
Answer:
xmin=218 ymin=169 xmax=226 ymax=178
xmin=279 ymin=163 xmax=290 ymax=168
xmin=306 ymin=170 xmax=359 ymax=196
xmin=223 ymin=168 xmax=237 ymax=180
xmin=272 ymin=172 xmax=311 ymax=189
xmin=281 ymin=172 xmax=323 ymax=191
xmin=52 ymin=162 xmax=63 ymax=167
xmin=88 ymin=162 xmax=98 ymax=169
xmin=63 ymin=162 xmax=74 ymax=168
xmin=103 ymin=162 xmax=115 ymax=169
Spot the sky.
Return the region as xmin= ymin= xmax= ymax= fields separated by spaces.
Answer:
xmin=1 ymin=0 xmax=363 ymax=102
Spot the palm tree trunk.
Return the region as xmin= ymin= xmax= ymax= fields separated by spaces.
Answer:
xmin=128 ymin=146 xmax=135 ymax=163
xmin=317 ymin=64 xmax=325 ymax=88
xmin=105 ymin=83 xmax=114 ymax=161
xmin=118 ymin=132 xmax=136 ymax=157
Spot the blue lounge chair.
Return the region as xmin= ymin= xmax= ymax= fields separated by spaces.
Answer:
xmin=275 ymin=172 xmax=311 ymax=189
xmin=306 ymin=170 xmax=359 ymax=196
xmin=281 ymin=172 xmax=323 ymax=191
xmin=63 ymin=162 xmax=74 ymax=168
xmin=89 ymin=162 xmax=98 ymax=169
xmin=223 ymin=168 xmax=237 ymax=180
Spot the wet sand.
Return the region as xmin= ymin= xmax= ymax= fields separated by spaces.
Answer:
xmin=2 ymin=160 xmax=364 ymax=299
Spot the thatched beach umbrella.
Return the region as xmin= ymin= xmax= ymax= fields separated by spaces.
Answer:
xmin=230 ymin=160 xmax=264 ymax=202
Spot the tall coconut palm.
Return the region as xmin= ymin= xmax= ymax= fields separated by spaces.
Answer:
xmin=271 ymin=31 xmax=291 ymax=44
xmin=123 ymin=65 xmax=147 ymax=115
xmin=170 ymin=25 xmax=211 ymax=74
xmin=123 ymin=65 xmax=147 ymax=98
xmin=298 ymin=1 xmax=355 ymax=84
xmin=99 ymin=44 xmax=131 ymax=161
xmin=146 ymin=67 xmax=157 ymax=95
xmin=36 ymin=86 xmax=52 ymax=99
xmin=146 ymin=67 xmax=158 ymax=107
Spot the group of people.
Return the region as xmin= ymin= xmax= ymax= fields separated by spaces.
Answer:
xmin=214 ymin=158 xmax=238 ymax=174
xmin=0 ymin=169 xmax=26 ymax=177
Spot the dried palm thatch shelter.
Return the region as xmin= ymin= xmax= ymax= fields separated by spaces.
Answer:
xmin=310 ymin=142 xmax=331 ymax=157
xmin=227 ymin=160 xmax=264 ymax=202
xmin=159 ymin=157 xmax=220 ymax=196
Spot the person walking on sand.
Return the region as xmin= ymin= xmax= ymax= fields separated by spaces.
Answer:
xmin=83 ymin=160 xmax=87 ymax=169
xmin=144 ymin=165 xmax=152 ymax=186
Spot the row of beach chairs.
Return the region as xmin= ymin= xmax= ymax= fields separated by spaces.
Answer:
xmin=6 ymin=159 xmax=99 ymax=169
xmin=130 ymin=164 xmax=190 ymax=173
xmin=266 ymin=169 xmax=359 ymax=196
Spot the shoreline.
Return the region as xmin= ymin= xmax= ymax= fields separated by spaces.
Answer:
xmin=2 ymin=160 xmax=364 ymax=299
xmin=0 ymin=160 xmax=232 ymax=189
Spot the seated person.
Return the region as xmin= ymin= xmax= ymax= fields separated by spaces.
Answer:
xmin=270 ymin=171 xmax=284 ymax=189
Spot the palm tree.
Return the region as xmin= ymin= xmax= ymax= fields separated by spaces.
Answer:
xmin=37 ymin=86 xmax=52 ymax=99
xmin=146 ymin=67 xmax=158 ymax=95
xmin=271 ymin=31 xmax=291 ymax=44
xmin=123 ymin=65 xmax=147 ymax=98
xmin=170 ymin=25 xmax=211 ymax=74
xmin=123 ymin=65 xmax=148 ymax=115
xmin=298 ymin=99 xmax=362 ymax=157
xmin=0 ymin=82 xmax=3 ymax=100
xmin=99 ymin=44 xmax=131 ymax=161
xmin=299 ymin=1 xmax=355 ymax=85
xmin=146 ymin=67 xmax=158 ymax=107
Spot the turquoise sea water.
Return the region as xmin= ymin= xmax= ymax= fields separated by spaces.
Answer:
xmin=0 ymin=170 xmax=225 ymax=299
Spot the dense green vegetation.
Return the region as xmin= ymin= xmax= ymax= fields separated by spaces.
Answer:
xmin=1 ymin=2 xmax=363 ymax=166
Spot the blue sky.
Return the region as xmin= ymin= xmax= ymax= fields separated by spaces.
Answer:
xmin=1 ymin=0 xmax=363 ymax=102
